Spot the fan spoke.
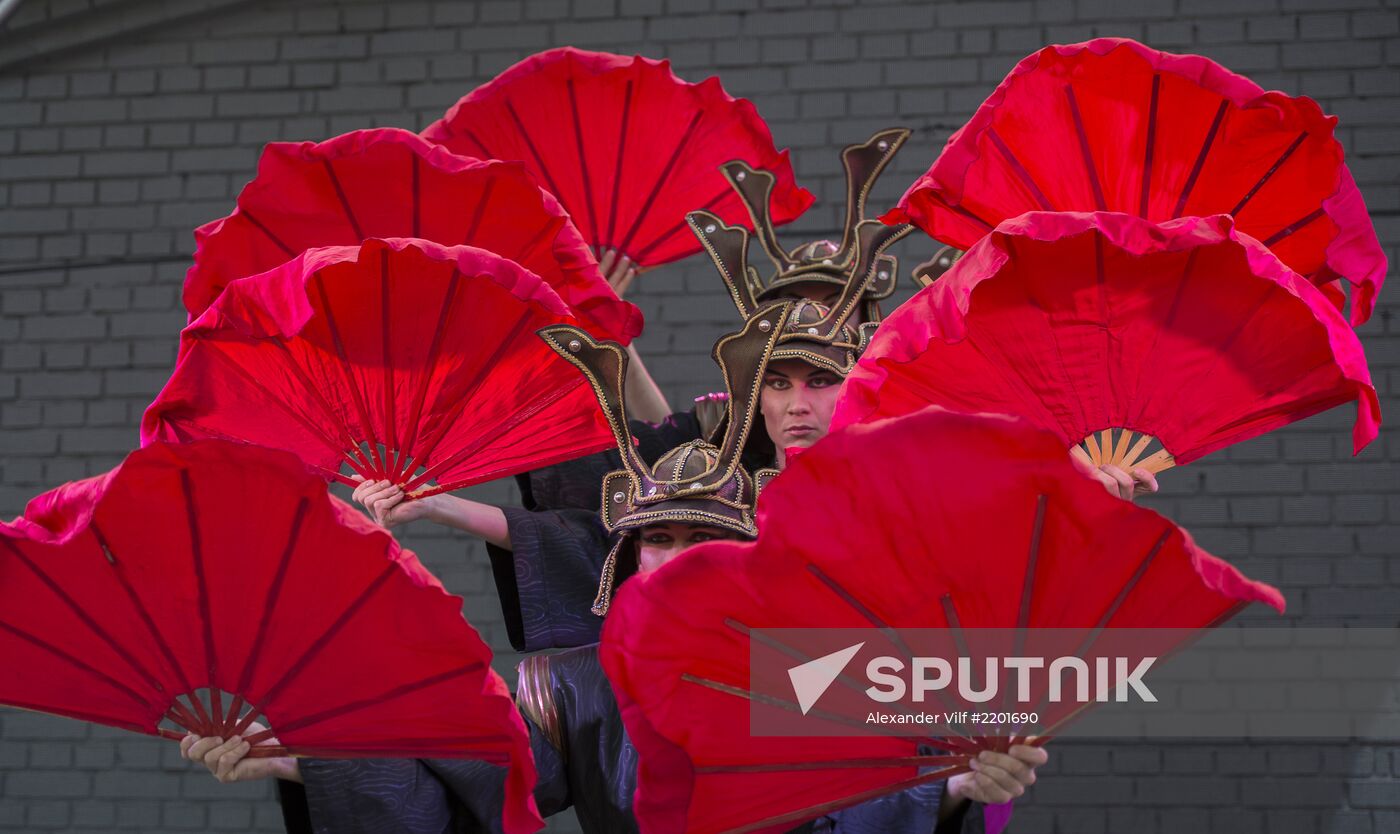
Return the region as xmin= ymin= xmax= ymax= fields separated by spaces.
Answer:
xmin=1064 ymin=86 xmax=1106 ymax=211
xmin=461 ymin=177 xmax=496 ymax=245
xmin=605 ymin=78 xmax=635 ymax=247
xmin=1172 ymin=98 xmax=1230 ymax=217
xmin=1230 ymin=130 xmax=1308 ymax=217
xmin=260 ymin=660 xmax=485 ymax=739
xmin=616 ymin=109 xmax=705 ymax=258
xmin=237 ymin=208 xmax=297 ymax=258
xmin=986 ymin=128 xmax=1054 ymax=211
xmin=312 ymin=271 xmax=387 ymax=475
xmin=391 ymin=269 xmax=462 ymax=482
xmin=0 ymin=539 xmax=166 ymax=702
xmin=0 ymin=618 xmax=151 ymax=708
xmin=401 ymin=308 xmax=534 ymax=491
xmin=1262 ymin=206 xmax=1327 ymax=247
xmin=256 ymin=561 xmax=398 ymax=710
xmin=320 ymin=159 xmax=365 ymax=240
xmin=565 ymin=77 xmax=600 ymax=241
xmin=504 ymin=98 xmax=566 ymax=202
xmin=233 ymin=498 xmax=310 ymax=699
xmin=1139 ymin=73 xmax=1160 ymax=218
xmin=91 ymin=524 xmax=191 ymax=697
xmin=180 ymin=470 xmax=223 ymax=726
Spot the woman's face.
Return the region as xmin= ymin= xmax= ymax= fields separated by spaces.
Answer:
xmin=636 ymin=523 xmax=737 ymax=573
xmin=761 ymin=358 xmax=843 ymax=463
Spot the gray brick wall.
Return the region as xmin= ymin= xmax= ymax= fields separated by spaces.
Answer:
xmin=0 ymin=0 xmax=1396 ymax=831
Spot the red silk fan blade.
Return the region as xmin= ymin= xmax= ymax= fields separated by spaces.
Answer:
xmin=0 ymin=440 xmax=542 ymax=834
xmin=422 ymin=47 xmax=814 ymax=268
xmin=183 ymin=127 xmax=640 ymax=342
xmin=144 ymin=237 xmax=613 ymax=499
xmin=889 ymin=37 xmax=1386 ymax=326
xmin=833 ymin=212 xmax=1380 ymax=467
xmin=600 ymin=407 xmax=1283 ymax=834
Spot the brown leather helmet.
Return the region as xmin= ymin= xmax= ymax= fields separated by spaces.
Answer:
xmin=692 ymin=127 xmax=915 ymax=326
xmin=538 ymin=303 xmax=790 ymax=615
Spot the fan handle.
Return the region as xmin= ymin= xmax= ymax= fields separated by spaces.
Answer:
xmin=1073 ymin=428 xmax=1175 ymax=476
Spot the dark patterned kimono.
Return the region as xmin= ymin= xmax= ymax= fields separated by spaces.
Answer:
xmin=485 ymin=413 xmax=709 ymax=653
xmin=278 ymin=645 xmax=985 ymax=834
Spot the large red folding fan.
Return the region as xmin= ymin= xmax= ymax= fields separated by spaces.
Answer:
xmin=889 ymin=38 xmax=1386 ymax=325
xmin=144 ymin=237 xmax=614 ymax=499
xmin=601 ymin=407 xmax=1283 ymax=834
xmin=422 ymin=47 xmax=813 ymax=268
xmin=0 ymin=440 xmax=542 ymax=834
xmin=183 ymin=127 xmax=640 ymax=342
xmin=832 ymin=212 xmax=1379 ymax=476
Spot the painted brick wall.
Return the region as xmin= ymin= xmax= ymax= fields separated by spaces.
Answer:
xmin=0 ymin=0 xmax=1396 ymax=831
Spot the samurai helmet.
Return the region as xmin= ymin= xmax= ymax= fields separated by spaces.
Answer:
xmin=692 ymin=127 xmax=916 ymax=324
xmin=538 ymin=302 xmax=791 ymax=616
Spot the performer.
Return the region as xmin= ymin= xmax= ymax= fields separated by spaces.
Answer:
xmin=183 ymin=307 xmax=1042 ymax=832
xmin=692 ymin=131 xmax=1161 ymax=499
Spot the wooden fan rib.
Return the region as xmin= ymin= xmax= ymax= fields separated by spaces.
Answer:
xmin=399 ymin=307 xmax=535 ymax=491
xmin=565 ymin=77 xmax=600 ymax=242
xmin=232 ymin=498 xmax=310 ymax=701
xmin=461 ymin=177 xmax=496 ymax=245
xmin=312 ymin=271 xmax=388 ymax=477
xmin=1139 ymin=73 xmax=1160 ymax=218
xmin=409 ymin=377 xmax=585 ymax=496
xmin=1172 ymin=98 xmax=1230 ymax=217
xmin=985 ymin=127 xmax=1055 ymax=211
xmin=0 ymin=618 xmax=152 ymax=709
xmin=180 ymin=470 xmax=223 ymax=730
xmin=320 ymin=159 xmax=365 ymax=240
xmin=379 ymin=250 xmax=400 ymax=479
xmin=807 ymin=564 xmax=979 ymax=744
xmin=1063 ymin=85 xmax=1107 ymax=211
xmin=1261 ymin=206 xmax=1326 ymax=247
xmin=0 ymin=539 xmax=169 ymax=706
xmin=1229 ymin=130 xmax=1308 ymax=217
xmin=503 ymin=98 xmax=567 ymax=205
xmin=199 ymin=343 xmax=371 ymax=475
xmin=245 ymin=660 xmax=485 ymax=744
xmin=615 ymin=109 xmax=705 ymax=258
xmin=632 ymin=185 xmax=730 ymax=264
xmin=390 ymin=269 xmax=463 ymax=483
xmin=255 ymin=560 xmax=398 ymax=711
xmin=605 ymin=78 xmax=635 ymax=247
xmin=237 ymin=207 xmax=298 ymax=259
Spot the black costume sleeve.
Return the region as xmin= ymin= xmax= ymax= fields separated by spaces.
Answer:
xmin=809 ymin=780 xmax=983 ymax=833
xmin=483 ymin=506 xmax=611 ymax=652
xmin=513 ymin=413 xmax=704 ymax=513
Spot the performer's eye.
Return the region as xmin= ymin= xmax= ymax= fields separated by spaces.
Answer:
xmin=764 ymin=376 xmax=790 ymax=390
xmin=642 ymin=532 xmax=674 ymax=545
xmin=808 ymin=373 xmax=839 ymax=388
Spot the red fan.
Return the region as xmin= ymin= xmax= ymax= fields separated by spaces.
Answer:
xmin=0 ymin=439 xmax=542 ymax=834
xmin=422 ymin=47 xmax=813 ymax=268
xmin=144 ymin=237 xmax=614 ymax=499
xmin=889 ymin=38 xmax=1387 ymax=326
xmin=601 ymin=407 xmax=1283 ymax=834
xmin=183 ymin=127 xmax=640 ymax=342
xmin=833 ymin=212 xmax=1380 ymax=476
